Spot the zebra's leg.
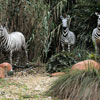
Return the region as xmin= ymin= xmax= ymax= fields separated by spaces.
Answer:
xmin=93 ymin=40 xmax=98 ymax=58
xmin=25 ymin=50 xmax=28 ymax=64
xmin=10 ymin=51 xmax=13 ymax=65
xmin=95 ymin=45 xmax=98 ymax=54
xmin=68 ymin=43 xmax=70 ymax=52
xmin=61 ymin=43 xmax=65 ymax=51
xmin=16 ymin=53 xmax=20 ymax=65
xmin=94 ymin=43 xmax=99 ymax=59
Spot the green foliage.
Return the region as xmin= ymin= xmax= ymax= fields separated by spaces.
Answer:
xmin=48 ymin=68 xmax=100 ymax=100
xmin=69 ymin=0 xmax=98 ymax=49
xmin=46 ymin=52 xmax=76 ymax=73
xmin=46 ymin=49 xmax=90 ymax=73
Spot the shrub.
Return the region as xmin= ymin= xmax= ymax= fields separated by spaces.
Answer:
xmin=46 ymin=49 xmax=90 ymax=73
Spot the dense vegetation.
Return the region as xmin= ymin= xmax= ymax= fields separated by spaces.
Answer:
xmin=0 ymin=0 xmax=100 ymax=66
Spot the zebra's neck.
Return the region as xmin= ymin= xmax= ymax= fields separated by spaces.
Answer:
xmin=63 ymin=27 xmax=69 ymax=37
xmin=97 ymin=28 xmax=100 ymax=33
xmin=0 ymin=28 xmax=9 ymax=49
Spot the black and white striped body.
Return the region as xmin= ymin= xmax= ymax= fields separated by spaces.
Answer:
xmin=0 ymin=25 xmax=28 ymax=65
xmin=92 ymin=28 xmax=100 ymax=54
xmin=60 ymin=15 xmax=75 ymax=52
xmin=92 ymin=12 xmax=100 ymax=54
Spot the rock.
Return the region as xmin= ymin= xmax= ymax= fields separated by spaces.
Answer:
xmin=50 ymin=72 xmax=65 ymax=77
xmin=72 ymin=60 xmax=100 ymax=70
xmin=0 ymin=67 xmax=5 ymax=78
xmin=0 ymin=62 xmax=13 ymax=78
xmin=47 ymin=96 xmax=52 ymax=99
xmin=0 ymin=62 xmax=12 ymax=71
xmin=34 ymin=85 xmax=42 ymax=91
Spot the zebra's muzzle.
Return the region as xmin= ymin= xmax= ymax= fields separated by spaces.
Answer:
xmin=7 ymin=70 xmax=14 ymax=76
xmin=63 ymin=27 xmax=67 ymax=30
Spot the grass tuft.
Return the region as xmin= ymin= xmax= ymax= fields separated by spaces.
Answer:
xmin=48 ymin=68 xmax=100 ymax=100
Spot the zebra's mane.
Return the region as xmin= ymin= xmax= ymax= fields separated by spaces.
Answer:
xmin=3 ymin=27 xmax=10 ymax=35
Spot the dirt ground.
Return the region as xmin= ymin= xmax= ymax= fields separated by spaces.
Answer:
xmin=0 ymin=67 xmax=59 ymax=100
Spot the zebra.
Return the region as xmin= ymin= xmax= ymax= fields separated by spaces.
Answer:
xmin=60 ymin=15 xmax=75 ymax=52
xmin=0 ymin=25 xmax=28 ymax=65
xmin=92 ymin=12 xmax=100 ymax=55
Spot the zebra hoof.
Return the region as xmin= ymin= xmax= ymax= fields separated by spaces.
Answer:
xmin=7 ymin=70 xmax=14 ymax=76
xmin=26 ymin=62 xmax=29 ymax=65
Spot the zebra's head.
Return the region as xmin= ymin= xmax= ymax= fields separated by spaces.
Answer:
xmin=95 ymin=12 xmax=100 ymax=30
xmin=60 ymin=15 xmax=71 ymax=36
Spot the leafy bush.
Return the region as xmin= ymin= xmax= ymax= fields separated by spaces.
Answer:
xmin=46 ymin=49 xmax=90 ymax=73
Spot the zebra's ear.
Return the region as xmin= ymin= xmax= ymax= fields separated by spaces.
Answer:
xmin=2 ymin=24 xmax=6 ymax=28
xmin=0 ymin=25 xmax=3 ymax=28
xmin=67 ymin=15 xmax=71 ymax=21
xmin=0 ymin=24 xmax=5 ymax=28
xmin=67 ymin=15 xmax=71 ymax=28
xmin=60 ymin=15 xmax=64 ymax=20
xmin=67 ymin=15 xmax=70 ymax=18
xmin=95 ymin=12 xmax=99 ymax=16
